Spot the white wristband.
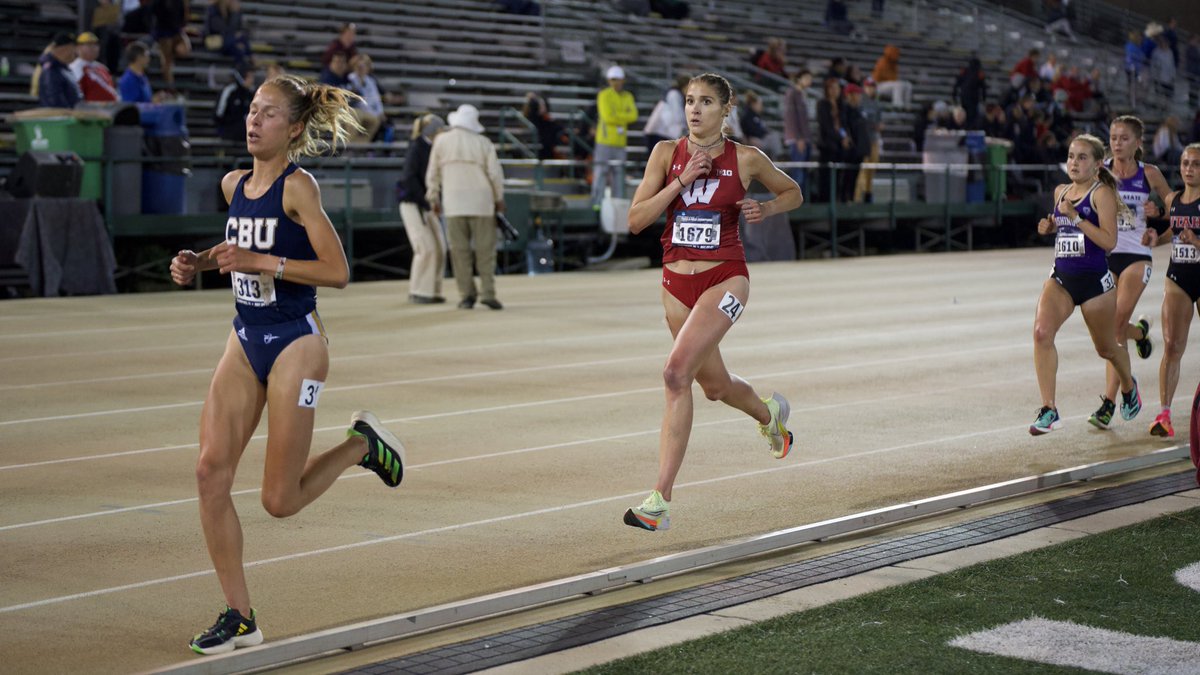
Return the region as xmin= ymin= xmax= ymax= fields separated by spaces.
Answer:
xmin=275 ymin=256 xmax=287 ymax=280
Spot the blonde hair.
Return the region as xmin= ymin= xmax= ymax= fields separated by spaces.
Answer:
xmin=410 ymin=113 xmax=444 ymax=141
xmin=264 ymin=74 xmax=364 ymax=162
xmin=1073 ymin=134 xmax=1133 ymax=221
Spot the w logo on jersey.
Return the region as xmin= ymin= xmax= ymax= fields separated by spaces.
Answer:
xmin=680 ymin=179 xmax=720 ymax=207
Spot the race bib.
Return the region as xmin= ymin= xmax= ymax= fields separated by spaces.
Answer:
xmin=1055 ymin=232 xmax=1085 ymax=258
xmin=672 ymin=210 xmax=721 ymax=250
xmin=231 ymin=271 xmax=277 ymax=306
xmin=1172 ymin=242 xmax=1200 ymax=264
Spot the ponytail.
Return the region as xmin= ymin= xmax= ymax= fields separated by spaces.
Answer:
xmin=1077 ymin=133 xmax=1133 ymax=223
xmin=266 ymin=74 xmax=365 ymax=162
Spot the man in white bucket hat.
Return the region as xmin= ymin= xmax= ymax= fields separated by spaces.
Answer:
xmin=426 ymin=104 xmax=506 ymax=309
xmin=592 ymin=64 xmax=638 ymax=207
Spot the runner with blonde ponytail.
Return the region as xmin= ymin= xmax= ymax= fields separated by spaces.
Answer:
xmin=169 ymin=74 xmax=404 ymax=655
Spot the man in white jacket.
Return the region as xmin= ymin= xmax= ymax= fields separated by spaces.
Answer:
xmin=426 ymin=104 xmax=506 ymax=309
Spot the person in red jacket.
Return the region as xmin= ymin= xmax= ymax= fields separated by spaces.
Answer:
xmin=69 ymin=32 xmax=117 ymax=102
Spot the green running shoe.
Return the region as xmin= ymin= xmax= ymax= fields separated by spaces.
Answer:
xmin=349 ymin=410 xmax=406 ymax=487
xmin=1088 ymin=397 xmax=1115 ymax=430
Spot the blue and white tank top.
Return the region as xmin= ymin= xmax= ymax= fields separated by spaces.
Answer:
xmin=1169 ymin=192 xmax=1200 ymax=266
xmin=225 ymin=163 xmax=317 ymax=325
xmin=1054 ymin=181 xmax=1107 ymax=275
xmin=1104 ymin=159 xmax=1152 ymax=256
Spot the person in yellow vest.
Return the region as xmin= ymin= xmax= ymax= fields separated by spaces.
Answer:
xmin=591 ymin=65 xmax=638 ymax=206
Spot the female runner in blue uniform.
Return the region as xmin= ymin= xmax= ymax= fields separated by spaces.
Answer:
xmin=622 ymin=73 xmax=802 ymax=531
xmin=1031 ymin=133 xmax=1141 ymax=435
xmin=170 ymin=74 xmax=407 ymax=654
xmin=1145 ymin=144 xmax=1200 ymax=438
xmin=1087 ymin=116 xmax=1172 ymax=429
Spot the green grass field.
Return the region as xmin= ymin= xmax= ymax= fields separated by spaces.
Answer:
xmin=579 ymin=507 xmax=1200 ymax=674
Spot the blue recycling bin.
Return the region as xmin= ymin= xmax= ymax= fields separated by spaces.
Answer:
xmin=964 ymin=130 xmax=986 ymax=203
xmin=138 ymin=104 xmax=190 ymax=214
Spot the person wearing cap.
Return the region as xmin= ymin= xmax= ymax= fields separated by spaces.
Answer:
xmin=70 ymin=32 xmax=118 ymax=103
xmin=425 ymin=104 xmax=506 ymax=310
xmin=400 ymin=113 xmax=447 ymax=304
xmin=37 ymin=32 xmax=81 ymax=108
xmin=591 ymin=64 xmax=638 ymax=206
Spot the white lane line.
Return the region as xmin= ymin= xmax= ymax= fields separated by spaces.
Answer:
xmin=0 ymin=365 xmax=1093 ymax=532
xmin=0 ymin=318 xmax=1029 ymax=425
xmin=0 ymin=329 xmax=1089 ymax=461
xmin=0 ymin=414 xmax=1053 ymax=615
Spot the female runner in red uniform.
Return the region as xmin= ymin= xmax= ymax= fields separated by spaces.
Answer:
xmin=622 ymin=73 xmax=802 ymax=531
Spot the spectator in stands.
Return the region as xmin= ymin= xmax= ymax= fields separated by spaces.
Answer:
xmin=723 ymin=90 xmax=744 ymax=142
xmin=1000 ymin=72 xmax=1030 ymax=111
xmin=817 ymin=77 xmax=849 ymax=201
xmin=872 ymin=45 xmax=912 ymax=108
xmin=1042 ymin=0 xmax=1078 ymax=42
xmin=845 ymin=64 xmax=866 ymax=87
xmin=982 ymin=102 xmax=1008 ymax=140
xmin=399 ymin=113 xmax=447 ymax=304
xmin=783 ymin=69 xmax=813 ymax=191
xmin=1125 ymin=30 xmax=1146 ymax=105
xmin=952 ymin=56 xmax=987 ymax=129
xmin=1052 ymin=66 xmax=1086 ymax=113
xmin=591 ymin=65 xmax=638 ymax=206
xmin=497 ymin=0 xmax=541 ymax=15
xmin=1046 ymin=88 xmax=1073 ymax=142
xmin=70 ymin=32 xmax=118 ymax=103
xmin=118 ymin=41 xmax=154 ymax=103
xmin=825 ymin=57 xmax=848 ymax=86
xmin=841 ymin=82 xmax=868 ymax=202
xmin=824 ymin=0 xmax=854 ymax=36
xmin=523 ymin=91 xmax=562 ymax=160
xmin=853 ymin=79 xmax=882 ymax=202
xmin=38 ymin=32 xmax=81 ymax=109
xmin=1187 ymin=35 xmax=1200 ymax=109
xmin=122 ymin=0 xmax=151 ymax=35
xmin=88 ymin=0 xmax=123 ymax=73
xmin=348 ymin=54 xmax=390 ymax=143
xmin=214 ymin=65 xmax=255 ymax=143
xmin=913 ymin=101 xmax=936 ymax=152
xmin=753 ymin=38 xmax=788 ymax=81
xmin=1142 ymin=23 xmax=1161 ymax=64
xmin=1011 ymin=49 xmax=1040 ymax=81
xmin=322 ymin=23 xmax=357 ymax=68
xmin=1028 ymin=74 xmax=1051 ymax=106
xmin=1008 ymin=99 xmax=1037 ymax=162
xmin=740 ymin=90 xmax=781 ymax=158
xmin=1150 ymin=35 xmax=1176 ymax=108
xmin=1038 ymin=53 xmax=1059 ymax=82
xmin=641 ymin=77 xmax=686 ymax=151
xmin=1163 ymin=17 xmax=1179 ymax=68
xmin=204 ymin=0 xmax=252 ymax=71
xmin=319 ymin=52 xmax=351 ymax=88
xmin=426 ymin=104 xmax=506 ymax=310
xmin=151 ymin=0 xmax=191 ymax=96
xmin=1153 ymin=116 xmax=1183 ymax=166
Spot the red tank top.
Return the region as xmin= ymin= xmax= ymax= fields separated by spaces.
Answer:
xmin=661 ymin=139 xmax=747 ymax=263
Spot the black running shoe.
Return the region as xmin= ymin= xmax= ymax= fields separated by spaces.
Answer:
xmin=1135 ymin=315 xmax=1153 ymax=359
xmin=189 ymin=607 xmax=263 ymax=655
xmin=349 ymin=410 xmax=406 ymax=487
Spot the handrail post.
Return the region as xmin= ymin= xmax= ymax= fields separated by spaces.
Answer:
xmin=943 ymin=163 xmax=952 ymax=251
xmin=828 ymin=164 xmax=838 ymax=258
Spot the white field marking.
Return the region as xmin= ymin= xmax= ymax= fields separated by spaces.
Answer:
xmin=0 ymin=291 xmax=1030 ymax=372
xmin=0 ymin=415 xmax=1068 ymax=615
xmin=949 ymin=617 xmax=1200 ymax=674
xmin=0 ymin=332 xmax=1096 ymax=465
xmin=1176 ymin=562 xmax=1200 ymax=593
xmin=0 ymin=322 xmax=1056 ymax=427
xmin=0 ymin=365 xmax=1098 ymax=531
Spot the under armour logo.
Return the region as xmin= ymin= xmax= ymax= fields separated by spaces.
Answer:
xmin=263 ymin=333 xmax=280 ymax=344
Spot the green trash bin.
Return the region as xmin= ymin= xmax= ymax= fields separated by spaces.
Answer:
xmin=14 ymin=116 xmax=112 ymax=201
xmin=985 ymin=142 xmax=1009 ymax=201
